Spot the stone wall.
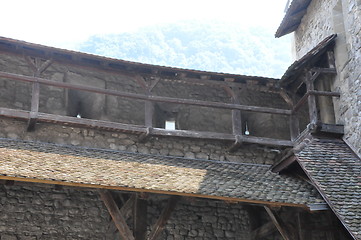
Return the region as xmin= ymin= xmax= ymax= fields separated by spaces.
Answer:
xmin=0 ymin=52 xmax=290 ymax=139
xmin=293 ymin=0 xmax=361 ymax=155
xmin=0 ymin=118 xmax=280 ymax=165
xmin=0 ymin=182 xmax=256 ymax=240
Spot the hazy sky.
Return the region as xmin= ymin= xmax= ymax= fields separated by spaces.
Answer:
xmin=1 ymin=0 xmax=288 ymax=50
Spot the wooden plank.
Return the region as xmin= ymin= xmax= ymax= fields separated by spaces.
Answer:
xmin=0 ymin=71 xmax=292 ymax=115
xmin=99 ymin=190 xmax=135 ymax=240
xmin=264 ymin=206 xmax=292 ymax=240
xmin=134 ymin=194 xmax=148 ymax=240
xmin=147 ymin=196 xmax=179 ymax=240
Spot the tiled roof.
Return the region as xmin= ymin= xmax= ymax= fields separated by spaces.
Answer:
xmin=295 ymin=138 xmax=361 ymax=239
xmin=0 ymin=138 xmax=323 ymax=207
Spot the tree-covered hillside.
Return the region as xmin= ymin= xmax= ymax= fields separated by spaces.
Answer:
xmin=79 ymin=21 xmax=292 ymax=78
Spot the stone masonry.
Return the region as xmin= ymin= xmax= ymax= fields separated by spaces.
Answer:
xmin=293 ymin=0 xmax=361 ymax=155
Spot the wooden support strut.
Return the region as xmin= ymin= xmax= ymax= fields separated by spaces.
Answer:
xmin=264 ymin=206 xmax=293 ymax=240
xmin=134 ymin=193 xmax=148 ymax=240
xmin=147 ymin=196 xmax=179 ymax=240
xmin=99 ymin=190 xmax=135 ymax=240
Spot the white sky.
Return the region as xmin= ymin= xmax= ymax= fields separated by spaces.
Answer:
xmin=0 ymin=0 xmax=288 ymax=50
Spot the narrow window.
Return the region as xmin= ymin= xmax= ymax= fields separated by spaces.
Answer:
xmin=165 ymin=119 xmax=176 ymax=130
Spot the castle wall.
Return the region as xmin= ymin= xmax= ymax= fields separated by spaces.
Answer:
xmin=293 ymin=0 xmax=361 ymax=155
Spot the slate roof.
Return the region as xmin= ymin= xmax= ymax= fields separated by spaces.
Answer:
xmin=0 ymin=138 xmax=324 ymax=207
xmin=275 ymin=0 xmax=312 ymax=37
xmin=295 ymin=138 xmax=361 ymax=239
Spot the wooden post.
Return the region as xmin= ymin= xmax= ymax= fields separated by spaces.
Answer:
xmin=147 ymin=196 xmax=179 ymax=240
xmin=133 ymin=194 xmax=148 ymax=240
xmin=99 ymin=190 xmax=135 ymax=240
xmin=305 ymin=71 xmax=318 ymax=125
xmin=25 ymin=57 xmax=53 ymax=131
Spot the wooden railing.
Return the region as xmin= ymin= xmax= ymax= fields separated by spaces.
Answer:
xmin=289 ymin=68 xmax=342 ymax=141
xmin=0 ymin=71 xmax=296 ymax=148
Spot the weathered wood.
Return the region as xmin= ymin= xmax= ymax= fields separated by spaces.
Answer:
xmin=310 ymin=67 xmax=337 ymax=74
xmin=279 ymin=89 xmax=294 ymax=107
xmin=120 ymin=194 xmax=136 ymax=220
xmin=145 ymin=101 xmax=154 ymax=128
xmin=0 ymin=71 xmax=292 ymax=115
xmin=152 ymin=128 xmax=293 ymax=147
xmin=271 ymin=155 xmax=297 ymax=173
xmin=264 ymin=206 xmax=292 ymax=240
xmin=251 ymin=221 xmax=277 ymax=239
xmin=327 ymin=50 xmax=336 ymax=69
xmin=147 ymin=196 xmax=179 ymax=240
xmin=0 ymin=107 xmax=293 ymax=147
xmin=99 ymin=190 xmax=135 ymax=240
xmin=306 ymin=72 xmax=318 ymax=124
xmin=134 ymin=194 xmax=148 ymax=240
xmin=228 ymin=135 xmax=243 ymax=152
xmin=27 ymin=82 xmax=40 ymax=131
xmin=289 ymin=113 xmax=300 ymax=141
xmin=292 ymin=90 xmax=340 ymax=114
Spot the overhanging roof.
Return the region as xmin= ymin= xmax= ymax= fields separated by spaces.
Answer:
xmin=295 ymin=138 xmax=361 ymax=239
xmin=275 ymin=0 xmax=312 ymax=38
xmin=279 ymin=34 xmax=337 ymax=87
xmin=0 ymin=138 xmax=324 ymax=208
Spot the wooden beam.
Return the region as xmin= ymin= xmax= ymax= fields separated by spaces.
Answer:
xmin=0 ymin=107 xmax=293 ymax=147
xmin=264 ymin=206 xmax=292 ymax=240
xmin=134 ymin=194 xmax=148 ymax=240
xmin=310 ymin=67 xmax=337 ymax=74
xmin=228 ymin=135 xmax=243 ymax=152
xmin=0 ymin=71 xmax=292 ymax=115
xmin=27 ymin=82 xmax=40 ymax=131
xmin=120 ymin=194 xmax=136 ymax=220
xmin=99 ymin=190 xmax=135 ymax=240
xmin=279 ymin=89 xmax=293 ymax=107
xmin=147 ymin=196 xmax=179 ymax=240
xmin=271 ymin=155 xmax=297 ymax=173
xmin=305 ymin=72 xmax=318 ymax=124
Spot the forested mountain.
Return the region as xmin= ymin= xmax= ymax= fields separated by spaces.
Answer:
xmin=79 ymin=21 xmax=292 ymax=78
